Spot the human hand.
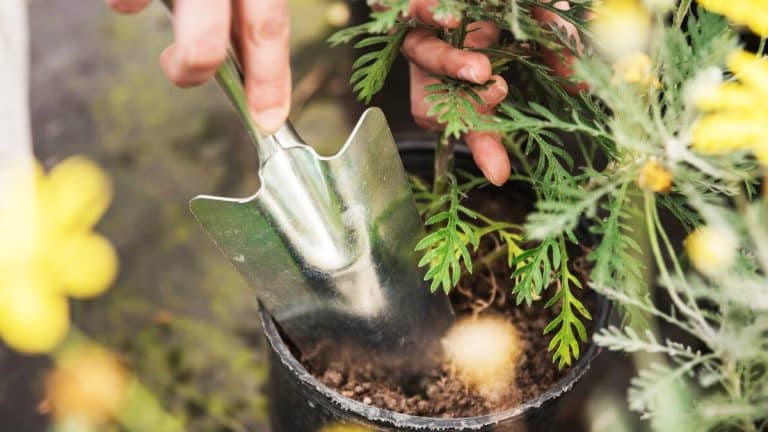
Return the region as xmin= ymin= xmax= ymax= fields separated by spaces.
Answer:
xmin=402 ymin=0 xmax=581 ymax=186
xmin=105 ymin=0 xmax=291 ymax=134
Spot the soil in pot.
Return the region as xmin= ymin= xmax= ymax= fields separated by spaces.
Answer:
xmin=292 ymin=171 xmax=598 ymax=419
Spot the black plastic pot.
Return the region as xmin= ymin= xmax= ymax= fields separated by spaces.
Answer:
xmin=260 ymin=138 xmax=610 ymax=432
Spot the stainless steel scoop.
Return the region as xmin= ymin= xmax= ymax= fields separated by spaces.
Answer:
xmin=188 ymin=40 xmax=453 ymax=361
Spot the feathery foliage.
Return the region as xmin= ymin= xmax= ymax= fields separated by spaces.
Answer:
xmin=338 ymin=5 xmax=768 ymax=417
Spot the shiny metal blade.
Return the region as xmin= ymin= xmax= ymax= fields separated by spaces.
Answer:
xmin=190 ymin=108 xmax=453 ymax=359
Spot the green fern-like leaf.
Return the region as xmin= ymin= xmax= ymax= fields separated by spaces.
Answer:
xmin=327 ymin=22 xmax=375 ymax=47
xmin=544 ymin=266 xmax=591 ymax=368
xmin=415 ymin=178 xmax=480 ymax=294
xmin=509 ymin=237 xmax=558 ymax=305
xmin=347 ymin=25 xmax=408 ymax=104
xmin=369 ymin=0 xmax=409 ymax=33
xmin=424 ymin=79 xmax=492 ymax=139
xmin=588 ymin=183 xmax=648 ymax=326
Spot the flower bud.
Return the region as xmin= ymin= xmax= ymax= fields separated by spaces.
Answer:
xmin=612 ymin=52 xmax=658 ymax=86
xmin=591 ymin=0 xmax=652 ymax=60
xmin=685 ymin=225 xmax=738 ymax=278
xmin=638 ymin=160 xmax=673 ymax=193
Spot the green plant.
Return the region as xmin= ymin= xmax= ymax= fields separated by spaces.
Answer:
xmin=332 ymin=0 xmax=601 ymax=369
xmin=333 ymin=2 xmax=768 ymax=427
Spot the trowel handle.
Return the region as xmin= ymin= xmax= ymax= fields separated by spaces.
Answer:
xmin=159 ymin=0 xmax=294 ymax=165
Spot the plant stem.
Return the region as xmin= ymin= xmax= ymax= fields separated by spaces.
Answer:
xmin=432 ymin=20 xmax=469 ymax=194
xmin=643 ymin=191 xmax=713 ymax=339
xmin=673 ymin=0 xmax=692 ymax=28
xmin=757 ymin=37 xmax=767 ymax=57
xmin=433 ymin=132 xmax=456 ymax=194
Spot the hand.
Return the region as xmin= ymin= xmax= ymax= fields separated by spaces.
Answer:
xmin=402 ymin=0 xmax=581 ymax=186
xmin=106 ymin=0 xmax=291 ymax=134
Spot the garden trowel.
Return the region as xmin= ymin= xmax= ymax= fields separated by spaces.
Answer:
xmin=188 ymin=47 xmax=453 ymax=363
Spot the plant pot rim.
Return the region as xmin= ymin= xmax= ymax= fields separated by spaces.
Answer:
xmin=259 ymin=141 xmax=611 ymax=429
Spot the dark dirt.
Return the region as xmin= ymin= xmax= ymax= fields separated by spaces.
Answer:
xmin=299 ymin=179 xmax=597 ymax=418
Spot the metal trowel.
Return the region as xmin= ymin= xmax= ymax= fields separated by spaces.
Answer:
xmin=188 ymin=37 xmax=453 ymax=363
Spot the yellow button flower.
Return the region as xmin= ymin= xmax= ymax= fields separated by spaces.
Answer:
xmin=638 ymin=159 xmax=673 ymax=192
xmin=697 ymin=0 xmax=768 ymax=37
xmin=692 ymin=50 xmax=768 ymax=166
xmin=613 ymin=52 xmax=660 ymax=87
xmin=685 ymin=225 xmax=738 ymax=278
xmin=0 ymin=156 xmax=117 ymax=354
xmin=591 ymin=0 xmax=652 ymax=60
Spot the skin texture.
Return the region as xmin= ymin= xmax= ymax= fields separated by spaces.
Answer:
xmin=106 ymin=0 xmax=579 ymax=186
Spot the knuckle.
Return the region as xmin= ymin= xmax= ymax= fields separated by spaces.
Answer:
xmin=402 ymin=29 xmax=428 ymax=56
xmin=179 ymin=42 xmax=227 ymax=73
xmin=247 ymin=8 xmax=290 ymax=44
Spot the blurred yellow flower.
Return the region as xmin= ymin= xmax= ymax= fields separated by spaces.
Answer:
xmin=45 ymin=344 xmax=130 ymax=427
xmin=591 ymin=0 xmax=652 ymax=60
xmin=0 ymin=156 xmax=117 ymax=354
xmin=612 ymin=51 xmax=659 ymax=86
xmin=685 ymin=225 xmax=738 ymax=277
xmin=697 ymin=0 xmax=768 ymax=37
xmin=638 ymin=159 xmax=673 ymax=192
xmin=692 ymin=51 xmax=768 ymax=166
xmin=0 ymin=277 xmax=70 ymax=354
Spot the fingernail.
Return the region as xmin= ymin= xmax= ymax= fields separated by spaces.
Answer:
xmin=486 ymin=80 xmax=508 ymax=104
xmin=479 ymin=165 xmax=496 ymax=185
xmin=251 ymin=105 xmax=289 ymax=134
xmin=458 ymin=66 xmax=480 ymax=83
xmin=480 ymin=163 xmax=508 ymax=186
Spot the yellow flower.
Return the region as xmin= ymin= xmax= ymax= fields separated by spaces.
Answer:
xmin=45 ymin=344 xmax=130 ymax=427
xmin=0 ymin=277 xmax=70 ymax=354
xmin=692 ymin=51 xmax=768 ymax=166
xmin=613 ymin=52 xmax=659 ymax=86
xmin=591 ymin=0 xmax=652 ymax=60
xmin=697 ymin=0 xmax=768 ymax=37
xmin=685 ymin=225 xmax=738 ymax=277
xmin=638 ymin=159 xmax=673 ymax=192
xmin=0 ymin=156 xmax=117 ymax=354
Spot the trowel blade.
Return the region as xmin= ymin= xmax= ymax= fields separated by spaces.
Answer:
xmin=190 ymin=108 xmax=453 ymax=358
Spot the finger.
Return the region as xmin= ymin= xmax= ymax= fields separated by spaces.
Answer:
xmin=410 ymin=64 xmax=442 ymax=131
xmin=465 ymin=132 xmax=510 ymax=186
xmin=159 ymin=0 xmax=230 ymax=88
xmin=240 ymin=0 xmax=291 ymax=134
xmin=408 ymin=0 xmax=460 ymax=28
xmin=105 ymin=0 xmax=151 ymax=14
xmin=532 ymin=1 xmax=587 ymax=92
xmin=472 ymin=75 xmax=508 ymax=113
xmin=402 ymin=28 xmax=492 ymax=84
xmin=464 ymin=21 xmax=500 ymax=49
